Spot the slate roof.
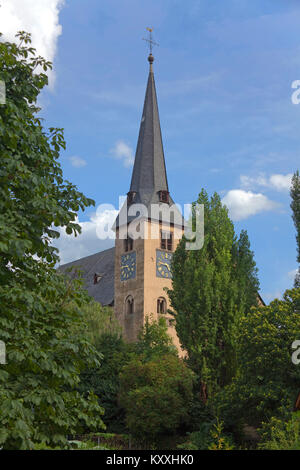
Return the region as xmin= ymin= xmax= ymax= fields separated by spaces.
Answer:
xmin=58 ymin=247 xmax=115 ymax=306
xmin=130 ymin=55 xmax=169 ymax=203
xmin=115 ymin=54 xmax=183 ymax=228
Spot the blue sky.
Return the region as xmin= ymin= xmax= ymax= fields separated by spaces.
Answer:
xmin=1 ymin=0 xmax=300 ymax=302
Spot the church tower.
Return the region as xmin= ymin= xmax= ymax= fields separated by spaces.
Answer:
xmin=114 ymin=52 xmax=184 ymax=352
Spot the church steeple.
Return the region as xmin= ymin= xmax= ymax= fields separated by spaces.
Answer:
xmin=113 ymin=40 xmax=184 ymax=354
xmin=129 ymin=53 xmax=169 ymax=208
xmin=114 ymin=51 xmax=174 ymax=229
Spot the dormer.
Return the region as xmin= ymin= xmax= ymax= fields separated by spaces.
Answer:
xmin=158 ymin=190 xmax=169 ymax=204
xmin=127 ymin=191 xmax=137 ymax=205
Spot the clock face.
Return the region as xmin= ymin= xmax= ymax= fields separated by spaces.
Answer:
xmin=156 ymin=250 xmax=173 ymax=279
xmin=120 ymin=251 xmax=136 ymax=281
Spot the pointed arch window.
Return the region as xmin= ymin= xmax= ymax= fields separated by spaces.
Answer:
xmin=126 ymin=295 xmax=134 ymax=314
xmin=157 ymin=297 xmax=167 ymax=314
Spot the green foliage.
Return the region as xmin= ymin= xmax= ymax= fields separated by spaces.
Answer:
xmin=0 ymin=32 xmax=94 ymax=267
xmin=68 ymin=440 xmax=109 ymax=450
xmin=0 ymin=32 xmax=104 ymax=449
xmin=258 ymin=412 xmax=300 ymax=450
xmin=119 ymin=354 xmax=195 ymax=445
xmin=233 ymin=229 xmax=259 ymax=313
xmin=135 ymin=316 xmax=177 ymax=361
xmin=215 ymin=288 xmax=300 ymax=428
xmin=178 ymin=419 xmax=234 ymax=450
xmin=79 ymin=300 xmax=121 ymax=348
xmin=207 ymin=419 xmax=235 ymax=450
xmin=291 ymin=170 xmax=300 ymax=264
xmin=0 ymin=262 xmax=105 ymax=449
xmin=76 ymin=301 xmax=132 ymax=433
xmin=79 ymin=317 xmax=179 ymax=434
xmin=79 ymin=333 xmax=132 ymax=433
xmin=34 ymin=438 xmax=111 ymax=450
xmin=168 ymin=189 xmax=259 ymax=398
xmin=290 ymin=170 xmax=300 ymax=287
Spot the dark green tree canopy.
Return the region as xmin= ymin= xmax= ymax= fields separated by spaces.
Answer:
xmin=119 ymin=354 xmax=195 ymax=445
xmin=0 ymin=32 xmax=103 ymax=450
xmin=216 ymin=288 xmax=300 ymax=428
xmin=290 ymin=170 xmax=300 ymax=287
xmin=168 ymin=189 xmax=259 ymax=398
xmin=0 ymin=31 xmax=94 ymax=268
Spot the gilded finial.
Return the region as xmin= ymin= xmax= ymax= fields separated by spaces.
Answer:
xmin=143 ymin=27 xmax=159 ymax=70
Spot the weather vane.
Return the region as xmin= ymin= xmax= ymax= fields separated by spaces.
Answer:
xmin=143 ymin=27 xmax=159 ymax=55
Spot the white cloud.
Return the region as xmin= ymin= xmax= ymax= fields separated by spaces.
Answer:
xmin=240 ymin=173 xmax=293 ymax=192
xmin=53 ymin=208 xmax=118 ymax=266
xmin=110 ymin=140 xmax=134 ymax=168
xmin=269 ymin=174 xmax=293 ymax=192
xmin=0 ymin=0 xmax=65 ymax=88
xmin=240 ymin=174 xmax=268 ymax=189
xmin=288 ymin=268 xmax=298 ymax=280
xmin=222 ymin=189 xmax=279 ymax=221
xmin=262 ymin=290 xmax=282 ymax=304
xmin=69 ymin=156 xmax=87 ymax=168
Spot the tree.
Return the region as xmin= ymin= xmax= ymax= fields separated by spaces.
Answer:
xmin=134 ymin=316 xmax=177 ymax=361
xmin=119 ymin=354 xmax=195 ymax=446
xmin=178 ymin=419 xmax=235 ymax=450
xmin=79 ymin=316 xmax=178 ymax=434
xmin=77 ymin=302 xmax=130 ymax=433
xmin=233 ymin=229 xmax=259 ymax=313
xmin=115 ymin=318 xmax=194 ymax=445
xmin=258 ymin=412 xmax=300 ymax=450
xmin=0 ymin=32 xmax=104 ymax=449
xmin=216 ymin=288 xmax=300 ymax=428
xmin=167 ymin=190 xmax=259 ymax=399
xmin=79 ymin=300 xmax=121 ymax=349
xmin=79 ymin=333 xmax=131 ymax=434
xmin=290 ymin=170 xmax=300 ymax=287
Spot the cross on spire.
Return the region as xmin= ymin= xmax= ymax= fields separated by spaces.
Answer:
xmin=143 ymin=27 xmax=159 ymax=55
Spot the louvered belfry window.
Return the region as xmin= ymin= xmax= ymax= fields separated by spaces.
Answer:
xmin=124 ymin=237 xmax=134 ymax=252
xmin=160 ymin=230 xmax=173 ymax=251
xmin=159 ymin=190 xmax=169 ymax=203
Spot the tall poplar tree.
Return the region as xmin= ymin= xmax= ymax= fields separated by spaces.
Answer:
xmin=167 ymin=189 xmax=259 ymax=400
xmin=290 ymin=170 xmax=300 ymax=288
xmin=233 ymin=229 xmax=259 ymax=313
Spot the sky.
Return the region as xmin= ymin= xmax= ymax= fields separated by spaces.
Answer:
xmin=1 ymin=0 xmax=300 ymax=303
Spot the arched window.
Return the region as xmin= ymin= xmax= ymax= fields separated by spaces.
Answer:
xmin=160 ymin=230 xmax=173 ymax=251
xmin=126 ymin=295 xmax=134 ymax=314
xmin=157 ymin=297 xmax=167 ymax=314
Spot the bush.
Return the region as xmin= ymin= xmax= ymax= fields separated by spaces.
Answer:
xmin=178 ymin=419 xmax=235 ymax=450
xmin=258 ymin=412 xmax=300 ymax=450
xmin=119 ymin=354 xmax=195 ymax=446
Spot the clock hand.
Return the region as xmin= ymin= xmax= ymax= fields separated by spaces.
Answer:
xmin=158 ymin=261 xmax=170 ymax=271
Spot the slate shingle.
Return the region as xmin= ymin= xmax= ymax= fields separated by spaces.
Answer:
xmin=58 ymin=247 xmax=115 ymax=306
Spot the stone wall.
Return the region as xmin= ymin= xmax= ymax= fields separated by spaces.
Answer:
xmin=114 ymin=219 xmax=185 ymax=356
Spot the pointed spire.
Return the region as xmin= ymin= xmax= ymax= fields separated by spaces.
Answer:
xmin=129 ymin=53 xmax=169 ymax=207
xmin=114 ymin=52 xmax=178 ymax=230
